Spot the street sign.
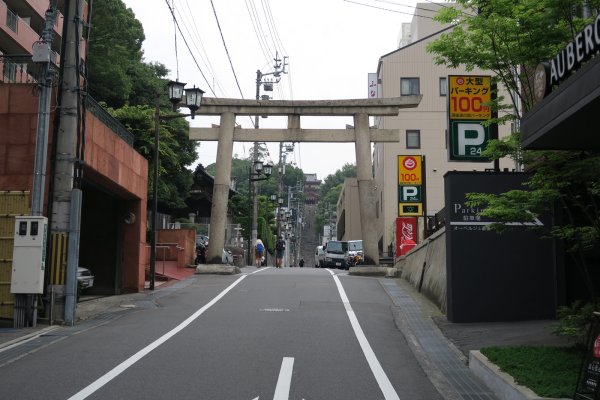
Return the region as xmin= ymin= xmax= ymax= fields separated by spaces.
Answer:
xmin=399 ymin=203 xmax=422 ymax=216
xmin=398 ymin=185 xmax=421 ymax=202
xmin=449 ymin=121 xmax=491 ymax=160
xmin=398 ymin=155 xmax=422 ymax=185
xmin=448 ymin=75 xmax=493 ymax=162
xmin=398 ymin=155 xmax=424 ymax=216
xmin=448 ymin=75 xmax=491 ymax=120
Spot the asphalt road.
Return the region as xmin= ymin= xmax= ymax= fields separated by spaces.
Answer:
xmin=0 ymin=268 xmax=442 ymax=400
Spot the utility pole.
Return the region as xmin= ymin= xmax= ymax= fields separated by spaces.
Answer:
xmin=251 ymin=54 xmax=287 ymax=261
xmin=51 ymin=0 xmax=84 ymax=326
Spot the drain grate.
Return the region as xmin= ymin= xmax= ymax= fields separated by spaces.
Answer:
xmin=380 ymin=280 xmax=498 ymax=400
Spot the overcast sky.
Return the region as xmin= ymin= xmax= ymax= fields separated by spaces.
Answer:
xmin=122 ymin=0 xmax=427 ymax=180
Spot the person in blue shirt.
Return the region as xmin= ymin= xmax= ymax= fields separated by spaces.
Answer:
xmin=255 ymin=239 xmax=264 ymax=267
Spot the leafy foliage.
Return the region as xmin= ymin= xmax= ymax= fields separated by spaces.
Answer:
xmin=552 ymin=300 xmax=596 ymax=346
xmin=429 ymin=1 xmax=600 ymax=299
xmin=87 ymin=0 xmax=197 ymax=212
xmin=87 ymin=0 xmax=145 ymax=107
xmin=315 ymin=164 xmax=357 ymax=236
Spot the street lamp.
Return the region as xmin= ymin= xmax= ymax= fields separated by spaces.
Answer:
xmin=246 ymin=160 xmax=273 ymax=265
xmin=150 ymin=80 xmax=204 ymax=290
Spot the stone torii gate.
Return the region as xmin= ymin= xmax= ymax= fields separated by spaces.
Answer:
xmin=191 ymin=96 xmax=421 ymax=266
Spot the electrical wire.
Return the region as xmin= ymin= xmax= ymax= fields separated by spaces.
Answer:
xmin=245 ymin=0 xmax=276 ymax=66
xmin=171 ymin=0 xmax=179 ymax=81
xmin=175 ymin=3 xmax=228 ymax=96
xmin=163 ymin=0 xmax=216 ymax=96
xmin=209 ymin=0 xmax=246 ymax=99
xmin=342 ymin=0 xmax=436 ymax=19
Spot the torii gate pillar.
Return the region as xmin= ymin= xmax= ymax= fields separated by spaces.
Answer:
xmin=354 ymin=113 xmax=379 ymax=265
xmin=206 ymin=112 xmax=235 ymax=264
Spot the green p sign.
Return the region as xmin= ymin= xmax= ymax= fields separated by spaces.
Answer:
xmin=449 ymin=121 xmax=490 ymax=161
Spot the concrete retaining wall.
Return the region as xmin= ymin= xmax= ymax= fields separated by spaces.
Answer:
xmin=398 ymin=227 xmax=447 ymax=313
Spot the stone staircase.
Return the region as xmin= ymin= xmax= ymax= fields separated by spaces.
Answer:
xmin=298 ymin=204 xmax=319 ymax=267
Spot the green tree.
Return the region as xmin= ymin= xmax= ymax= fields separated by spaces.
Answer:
xmin=427 ymin=0 xmax=600 ymax=300
xmin=87 ymin=0 xmax=197 ymax=212
xmin=109 ymin=105 xmax=194 ymax=210
xmin=315 ymin=164 xmax=357 ymax=236
xmin=87 ymin=0 xmax=145 ymax=107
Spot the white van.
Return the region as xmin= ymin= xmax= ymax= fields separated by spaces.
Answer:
xmin=323 ymin=240 xmax=348 ymax=269
xmin=314 ymin=246 xmax=325 ymax=268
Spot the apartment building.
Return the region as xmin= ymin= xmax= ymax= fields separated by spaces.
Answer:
xmin=1 ymin=1 xmax=149 ymax=321
xmin=372 ymin=3 xmax=513 ymax=251
xmin=0 ymin=0 xmax=67 ymax=82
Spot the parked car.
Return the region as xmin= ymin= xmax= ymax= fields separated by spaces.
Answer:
xmin=314 ymin=245 xmax=325 ymax=268
xmin=323 ymin=240 xmax=348 ymax=269
xmin=77 ymin=267 xmax=94 ymax=289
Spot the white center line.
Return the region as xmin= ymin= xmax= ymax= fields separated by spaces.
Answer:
xmin=327 ymin=269 xmax=401 ymax=400
xmin=273 ymin=357 xmax=294 ymax=400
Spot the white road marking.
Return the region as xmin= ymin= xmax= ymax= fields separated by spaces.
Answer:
xmin=273 ymin=357 xmax=294 ymax=400
xmin=327 ymin=269 xmax=401 ymax=400
xmin=68 ymin=268 xmax=267 ymax=400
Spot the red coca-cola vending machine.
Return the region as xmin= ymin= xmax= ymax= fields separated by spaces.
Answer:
xmin=396 ymin=217 xmax=418 ymax=257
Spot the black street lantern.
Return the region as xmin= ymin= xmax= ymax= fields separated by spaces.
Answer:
xmin=253 ymin=160 xmax=264 ymax=173
xmin=263 ymin=163 xmax=273 ymax=177
xmin=167 ymin=80 xmax=186 ymax=110
xmin=185 ymin=86 xmax=205 ymax=118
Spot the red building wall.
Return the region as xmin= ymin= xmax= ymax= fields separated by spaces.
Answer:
xmin=0 ymin=84 xmax=148 ymax=292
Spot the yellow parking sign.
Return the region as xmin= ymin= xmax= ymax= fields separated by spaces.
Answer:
xmin=398 ymin=155 xmax=422 ymax=185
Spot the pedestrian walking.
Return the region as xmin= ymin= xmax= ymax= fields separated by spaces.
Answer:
xmin=299 ymin=258 xmax=304 ymax=268
xmin=275 ymin=236 xmax=285 ymax=268
xmin=255 ymin=239 xmax=264 ymax=267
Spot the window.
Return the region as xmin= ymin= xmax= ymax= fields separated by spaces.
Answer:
xmin=401 ymin=78 xmax=420 ymax=96
xmin=439 ymin=77 xmax=447 ymax=96
xmin=406 ymin=130 xmax=421 ymax=149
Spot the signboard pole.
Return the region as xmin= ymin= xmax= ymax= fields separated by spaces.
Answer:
xmin=422 ymin=156 xmax=427 ymax=240
xmin=491 ymin=83 xmax=499 ymax=172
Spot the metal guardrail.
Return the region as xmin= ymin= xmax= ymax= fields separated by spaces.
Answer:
xmin=85 ymin=97 xmax=134 ymax=146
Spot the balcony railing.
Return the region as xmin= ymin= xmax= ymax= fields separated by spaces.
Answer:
xmin=86 ymin=97 xmax=135 ymax=146
xmin=0 ymin=55 xmax=43 ymax=83
xmin=6 ymin=7 xmax=17 ymax=32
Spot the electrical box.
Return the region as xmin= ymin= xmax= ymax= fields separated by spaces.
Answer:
xmin=11 ymin=216 xmax=47 ymax=294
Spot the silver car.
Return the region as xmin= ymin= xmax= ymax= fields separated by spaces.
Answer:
xmin=77 ymin=267 xmax=94 ymax=289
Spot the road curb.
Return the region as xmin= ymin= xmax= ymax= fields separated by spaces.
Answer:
xmin=195 ymin=265 xmax=241 ymax=275
xmin=0 ymin=326 xmax=61 ymax=351
xmin=469 ymin=350 xmax=570 ymax=400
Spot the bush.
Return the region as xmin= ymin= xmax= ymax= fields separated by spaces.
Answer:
xmin=552 ymin=300 xmax=596 ymax=347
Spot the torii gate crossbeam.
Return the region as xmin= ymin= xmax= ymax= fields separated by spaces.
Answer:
xmin=192 ymin=96 xmax=422 ymax=267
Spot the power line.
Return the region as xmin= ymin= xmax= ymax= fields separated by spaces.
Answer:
xmin=178 ymin=0 xmax=228 ymax=96
xmin=163 ymin=0 xmax=216 ymax=96
xmin=245 ymin=0 xmax=275 ymax=66
xmin=209 ymin=0 xmax=246 ymax=99
xmin=342 ymin=0 xmax=436 ymax=19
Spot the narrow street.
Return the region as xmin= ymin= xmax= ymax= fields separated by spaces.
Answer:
xmin=0 ymin=268 xmax=442 ymax=400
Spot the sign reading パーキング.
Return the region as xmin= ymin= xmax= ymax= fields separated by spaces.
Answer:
xmin=448 ymin=75 xmax=493 ymax=161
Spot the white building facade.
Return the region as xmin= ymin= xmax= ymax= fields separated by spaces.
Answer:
xmin=372 ymin=3 xmax=514 ymax=251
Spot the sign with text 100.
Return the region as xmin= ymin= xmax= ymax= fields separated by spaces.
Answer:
xmin=448 ymin=75 xmax=492 ymax=162
xmin=398 ymin=155 xmax=424 ymax=216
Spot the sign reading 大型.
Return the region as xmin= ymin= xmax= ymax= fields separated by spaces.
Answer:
xmin=448 ymin=75 xmax=493 ymax=161
xmin=398 ymin=155 xmax=424 ymax=216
